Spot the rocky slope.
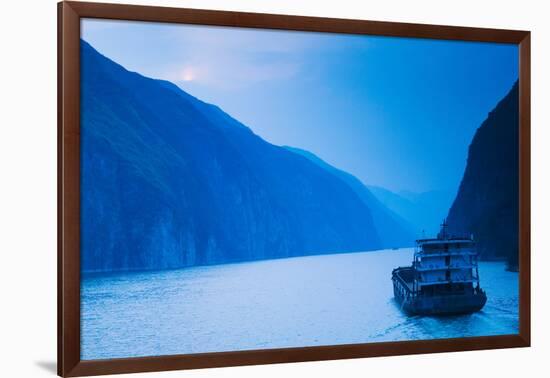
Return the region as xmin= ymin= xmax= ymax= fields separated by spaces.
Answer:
xmin=284 ymin=147 xmax=416 ymax=248
xmin=446 ymin=82 xmax=519 ymax=270
xmin=80 ymin=40 xmax=384 ymax=273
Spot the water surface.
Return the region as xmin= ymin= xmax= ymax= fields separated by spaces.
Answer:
xmin=81 ymin=249 xmax=518 ymax=360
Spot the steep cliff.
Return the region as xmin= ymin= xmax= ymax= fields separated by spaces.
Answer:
xmin=81 ymin=40 xmax=383 ymax=272
xmin=446 ymin=82 xmax=519 ymax=270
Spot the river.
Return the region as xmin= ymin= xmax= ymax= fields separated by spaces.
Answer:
xmin=81 ymin=248 xmax=518 ymax=360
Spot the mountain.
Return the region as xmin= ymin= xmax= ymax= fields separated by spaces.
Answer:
xmin=80 ymin=40 xmax=383 ymax=273
xmin=284 ymin=147 xmax=415 ymax=248
xmin=446 ymin=82 xmax=519 ymax=270
xmin=367 ymin=186 xmax=455 ymax=237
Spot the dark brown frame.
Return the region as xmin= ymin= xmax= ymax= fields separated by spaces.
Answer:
xmin=58 ymin=1 xmax=531 ymax=376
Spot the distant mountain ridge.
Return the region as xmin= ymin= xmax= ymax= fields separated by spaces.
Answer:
xmin=446 ymin=81 xmax=519 ymax=269
xmin=284 ymin=147 xmax=415 ymax=248
xmin=366 ymin=185 xmax=455 ymax=237
xmin=80 ymin=40 xmax=398 ymax=273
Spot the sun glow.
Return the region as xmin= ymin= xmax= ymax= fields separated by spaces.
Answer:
xmin=181 ymin=67 xmax=195 ymax=82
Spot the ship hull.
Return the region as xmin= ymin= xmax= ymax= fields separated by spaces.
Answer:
xmin=392 ymin=267 xmax=487 ymax=315
xmin=394 ymin=289 xmax=487 ymax=316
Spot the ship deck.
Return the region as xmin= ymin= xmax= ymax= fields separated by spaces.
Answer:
xmin=392 ymin=267 xmax=415 ymax=292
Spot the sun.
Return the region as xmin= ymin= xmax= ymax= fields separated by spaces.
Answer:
xmin=181 ymin=67 xmax=195 ymax=82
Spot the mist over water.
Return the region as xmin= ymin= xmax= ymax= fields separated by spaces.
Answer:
xmin=81 ymin=249 xmax=518 ymax=360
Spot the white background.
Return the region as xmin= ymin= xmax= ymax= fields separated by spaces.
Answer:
xmin=1 ymin=0 xmax=548 ymax=377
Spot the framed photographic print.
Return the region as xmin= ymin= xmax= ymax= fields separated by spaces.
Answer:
xmin=58 ymin=1 xmax=531 ymax=376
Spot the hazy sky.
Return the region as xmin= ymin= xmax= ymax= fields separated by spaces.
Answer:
xmin=82 ymin=19 xmax=518 ymax=193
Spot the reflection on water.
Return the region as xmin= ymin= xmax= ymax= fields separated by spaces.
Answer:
xmin=81 ymin=249 xmax=518 ymax=360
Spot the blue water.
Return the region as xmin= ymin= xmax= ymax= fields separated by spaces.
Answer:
xmin=81 ymin=249 xmax=519 ymax=360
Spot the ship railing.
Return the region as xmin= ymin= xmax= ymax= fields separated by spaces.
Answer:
xmin=393 ymin=271 xmax=409 ymax=288
xmin=417 ymin=278 xmax=478 ymax=286
xmin=392 ymin=268 xmax=417 ymax=296
xmin=416 ymin=235 xmax=474 ymax=244
xmin=415 ymin=264 xmax=476 ymax=272
xmin=414 ymin=250 xmax=477 ymax=257
xmin=393 ymin=268 xmax=418 ymax=298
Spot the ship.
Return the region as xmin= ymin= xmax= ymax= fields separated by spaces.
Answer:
xmin=391 ymin=220 xmax=487 ymax=315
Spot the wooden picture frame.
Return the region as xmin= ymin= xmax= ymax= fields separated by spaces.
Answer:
xmin=58 ymin=1 xmax=531 ymax=376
